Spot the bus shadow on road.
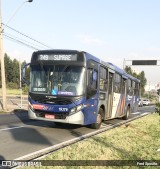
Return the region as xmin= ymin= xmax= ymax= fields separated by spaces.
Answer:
xmin=0 ymin=155 xmax=6 ymax=169
xmin=6 ymin=124 xmax=53 ymax=147
xmin=0 ymin=155 xmax=5 ymax=162
xmin=13 ymin=109 xmax=82 ymax=130
xmin=102 ymin=118 xmax=122 ymax=126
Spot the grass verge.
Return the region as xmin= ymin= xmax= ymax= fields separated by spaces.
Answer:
xmin=0 ymin=88 xmax=27 ymax=95
xmin=20 ymin=113 xmax=160 ymax=169
xmin=0 ymin=110 xmax=5 ymax=114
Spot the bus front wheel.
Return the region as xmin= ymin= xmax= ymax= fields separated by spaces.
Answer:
xmin=90 ymin=108 xmax=103 ymax=129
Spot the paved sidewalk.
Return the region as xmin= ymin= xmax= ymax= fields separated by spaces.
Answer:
xmin=0 ymin=97 xmax=28 ymax=112
xmin=0 ymin=104 xmax=27 ymax=112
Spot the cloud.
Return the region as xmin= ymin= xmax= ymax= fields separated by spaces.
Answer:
xmin=77 ymin=34 xmax=104 ymax=45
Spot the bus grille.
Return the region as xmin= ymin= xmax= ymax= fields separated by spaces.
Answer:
xmin=34 ymin=110 xmax=69 ymax=119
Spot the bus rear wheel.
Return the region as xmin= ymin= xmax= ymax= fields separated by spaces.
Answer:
xmin=90 ymin=108 xmax=103 ymax=129
xmin=122 ymin=106 xmax=130 ymax=120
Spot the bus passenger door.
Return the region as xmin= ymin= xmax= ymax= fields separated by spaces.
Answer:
xmin=111 ymin=74 xmax=126 ymax=118
xmin=106 ymin=72 xmax=114 ymax=119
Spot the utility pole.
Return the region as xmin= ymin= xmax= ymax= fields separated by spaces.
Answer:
xmin=123 ymin=59 xmax=126 ymax=70
xmin=19 ymin=59 xmax=22 ymax=109
xmin=0 ymin=0 xmax=33 ymax=110
xmin=0 ymin=0 xmax=7 ymax=110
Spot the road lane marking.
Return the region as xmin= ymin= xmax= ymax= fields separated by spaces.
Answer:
xmin=132 ymin=112 xmax=141 ymax=115
xmin=141 ymin=112 xmax=149 ymax=116
xmin=0 ymin=126 xmax=24 ymax=131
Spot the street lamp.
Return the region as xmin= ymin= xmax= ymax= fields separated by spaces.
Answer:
xmin=4 ymin=0 xmax=33 ymax=30
xmin=0 ymin=0 xmax=33 ymax=110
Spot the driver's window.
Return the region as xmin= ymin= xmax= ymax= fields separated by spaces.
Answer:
xmin=88 ymin=69 xmax=98 ymax=89
xmin=87 ymin=69 xmax=98 ymax=99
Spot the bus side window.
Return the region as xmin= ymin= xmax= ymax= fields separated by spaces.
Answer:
xmin=114 ymin=73 xmax=121 ymax=93
xmin=134 ymin=82 xmax=139 ymax=96
xmin=132 ymin=81 xmax=136 ymax=95
xmin=88 ymin=69 xmax=97 ymax=89
xmin=100 ymin=66 xmax=108 ymax=91
xmin=127 ymin=79 xmax=132 ymax=95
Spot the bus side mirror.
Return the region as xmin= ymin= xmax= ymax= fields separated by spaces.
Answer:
xmin=22 ymin=63 xmax=30 ymax=85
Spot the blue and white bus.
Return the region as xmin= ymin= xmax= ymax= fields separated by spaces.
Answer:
xmin=22 ymin=50 xmax=140 ymax=129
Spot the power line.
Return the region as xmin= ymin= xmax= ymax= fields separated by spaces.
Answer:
xmin=3 ymin=33 xmax=39 ymax=50
xmin=2 ymin=23 xmax=53 ymax=49
xmin=3 ymin=32 xmax=46 ymax=50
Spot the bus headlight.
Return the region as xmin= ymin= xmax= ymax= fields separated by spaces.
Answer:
xmin=70 ymin=107 xmax=76 ymax=114
xmin=28 ymin=101 xmax=34 ymax=111
xmin=69 ymin=104 xmax=83 ymax=115
xmin=76 ymin=104 xmax=83 ymax=112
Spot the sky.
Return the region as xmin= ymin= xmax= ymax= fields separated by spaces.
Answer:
xmin=1 ymin=0 xmax=160 ymax=88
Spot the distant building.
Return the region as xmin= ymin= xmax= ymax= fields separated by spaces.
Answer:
xmin=145 ymin=84 xmax=156 ymax=92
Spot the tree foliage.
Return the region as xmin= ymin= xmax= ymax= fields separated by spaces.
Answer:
xmin=125 ymin=66 xmax=147 ymax=95
xmin=0 ymin=53 xmax=30 ymax=89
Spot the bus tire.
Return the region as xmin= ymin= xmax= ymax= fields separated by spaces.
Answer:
xmin=90 ymin=108 xmax=103 ymax=129
xmin=54 ymin=122 xmax=63 ymax=126
xmin=122 ymin=106 xmax=130 ymax=120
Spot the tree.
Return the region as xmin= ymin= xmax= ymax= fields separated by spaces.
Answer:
xmin=137 ymin=71 xmax=147 ymax=95
xmin=4 ymin=54 xmax=14 ymax=83
xmin=12 ymin=59 xmax=19 ymax=86
xmin=125 ymin=66 xmax=133 ymax=75
xmin=125 ymin=66 xmax=147 ymax=96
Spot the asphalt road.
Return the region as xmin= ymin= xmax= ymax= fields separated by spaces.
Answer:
xmin=0 ymin=105 xmax=155 ymax=162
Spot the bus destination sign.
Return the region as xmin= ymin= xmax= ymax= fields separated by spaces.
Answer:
xmin=38 ymin=54 xmax=77 ymax=61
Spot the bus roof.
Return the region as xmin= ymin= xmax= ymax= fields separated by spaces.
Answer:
xmin=107 ymin=62 xmax=140 ymax=82
xmin=31 ymin=49 xmax=140 ymax=82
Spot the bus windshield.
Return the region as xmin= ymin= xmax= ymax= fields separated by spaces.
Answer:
xmin=30 ymin=64 xmax=85 ymax=96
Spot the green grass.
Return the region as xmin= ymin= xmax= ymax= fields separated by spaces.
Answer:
xmin=0 ymin=88 xmax=27 ymax=95
xmin=20 ymin=113 xmax=160 ymax=169
xmin=0 ymin=110 xmax=5 ymax=114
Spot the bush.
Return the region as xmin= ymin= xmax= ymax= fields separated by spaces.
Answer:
xmin=7 ymin=82 xmax=18 ymax=89
xmin=22 ymin=85 xmax=29 ymax=94
xmin=155 ymin=102 xmax=160 ymax=115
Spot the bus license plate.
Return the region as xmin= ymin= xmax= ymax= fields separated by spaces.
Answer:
xmin=45 ymin=114 xmax=55 ymax=119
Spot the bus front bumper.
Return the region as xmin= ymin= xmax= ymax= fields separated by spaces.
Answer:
xmin=28 ymin=108 xmax=84 ymax=125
